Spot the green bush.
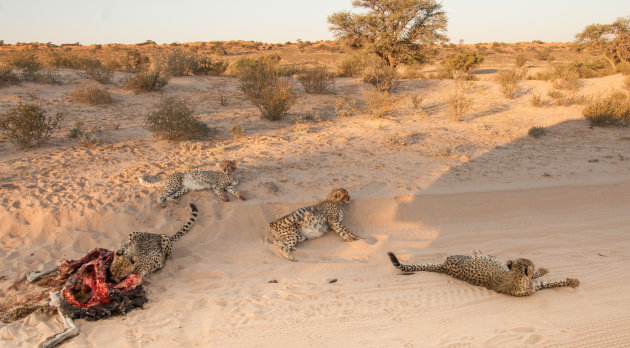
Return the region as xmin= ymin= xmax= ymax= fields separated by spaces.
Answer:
xmin=438 ymin=51 xmax=484 ymax=79
xmin=124 ymin=71 xmax=169 ymax=92
xmin=146 ymin=97 xmax=212 ymax=141
xmin=583 ymin=91 xmax=630 ymax=126
xmin=238 ymin=57 xmax=296 ymax=121
xmin=72 ymin=85 xmax=113 ymax=105
xmin=190 ymin=56 xmax=228 ymax=76
xmin=0 ymin=102 xmax=63 ymax=149
xmin=298 ymin=65 xmax=335 ymax=93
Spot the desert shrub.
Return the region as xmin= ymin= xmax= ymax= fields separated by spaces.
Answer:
xmin=496 ymin=69 xmax=524 ymax=99
xmin=116 ymin=50 xmax=150 ymax=72
xmin=229 ymin=124 xmax=245 ymax=139
xmin=336 ymin=53 xmax=365 ymax=77
xmin=45 ymin=52 xmax=88 ymax=69
xmin=238 ymin=58 xmax=296 ymax=121
xmin=161 ymin=49 xmax=195 ymax=76
xmin=217 ymin=87 xmax=236 ymax=106
xmin=145 ymin=97 xmax=212 ymax=141
xmin=447 ymin=79 xmax=474 ymax=121
xmin=190 ymin=56 xmax=228 ymax=76
xmin=530 ymin=93 xmax=546 ymax=107
xmin=0 ymin=67 xmax=19 ymax=87
xmin=124 ymin=71 xmax=169 ymax=92
xmin=362 ymin=63 xmax=399 ymax=92
xmin=360 ymin=87 xmax=405 ymax=118
xmin=535 ymin=49 xmax=553 ymax=61
xmin=8 ymin=51 xmax=42 ymax=73
xmin=72 ymin=85 xmax=113 ymax=105
xmin=0 ymin=102 xmax=63 ymax=149
xmin=528 ymin=126 xmax=547 ymax=138
xmin=515 ymin=54 xmax=527 ymax=68
xmin=438 ymin=51 xmax=484 ymax=79
xmin=411 ymin=93 xmax=424 ymax=109
xmin=79 ymin=66 xmax=113 ymax=84
xmin=552 ymin=68 xmax=580 ymax=92
xmin=582 ymin=91 xmax=630 ymax=126
xmin=298 ymin=65 xmax=335 ymax=93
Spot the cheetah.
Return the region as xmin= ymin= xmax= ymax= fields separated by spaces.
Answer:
xmin=138 ymin=160 xmax=245 ymax=207
xmin=388 ymin=250 xmax=579 ymax=296
xmin=268 ymin=188 xmax=361 ymax=261
xmin=110 ymin=203 xmax=199 ymax=282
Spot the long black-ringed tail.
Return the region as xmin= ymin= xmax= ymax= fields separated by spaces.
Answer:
xmin=170 ymin=203 xmax=199 ymax=243
xmin=388 ymin=251 xmax=403 ymax=268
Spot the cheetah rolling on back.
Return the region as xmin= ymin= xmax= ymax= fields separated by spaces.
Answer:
xmin=139 ymin=160 xmax=245 ymax=206
xmin=388 ymin=250 xmax=579 ymax=296
xmin=268 ymin=188 xmax=361 ymax=261
xmin=110 ymin=203 xmax=199 ymax=282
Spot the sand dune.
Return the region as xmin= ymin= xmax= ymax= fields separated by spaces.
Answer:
xmin=2 ymin=180 xmax=629 ymax=347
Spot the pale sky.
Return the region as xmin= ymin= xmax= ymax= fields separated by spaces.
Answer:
xmin=1 ymin=1 xmax=628 ymax=45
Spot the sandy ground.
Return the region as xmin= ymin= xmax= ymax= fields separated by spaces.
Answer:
xmin=1 ymin=69 xmax=629 ymax=347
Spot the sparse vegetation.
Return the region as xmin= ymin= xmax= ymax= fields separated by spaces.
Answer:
xmin=0 ymin=67 xmax=19 ymax=87
xmin=0 ymin=102 xmax=63 ymax=149
xmin=124 ymin=71 xmax=169 ymax=92
xmin=298 ymin=65 xmax=335 ymax=93
xmin=362 ymin=63 xmax=399 ymax=92
xmin=238 ymin=57 xmax=296 ymax=121
xmin=582 ymin=91 xmax=630 ymax=126
xmin=528 ymin=126 xmax=547 ymax=138
xmin=515 ymin=54 xmax=527 ymax=68
xmin=360 ymin=87 xmax=405 ymax=118
xmin=496 ymin=68 xmax=525 ymax=99
xmin=447 ymin=79 xmax=474 ymax=121
xmin=217 ymin=87 xmax=236 ymax=106
xmin=72 ymin=85 xmax=113 ymax=105
xmin=145 ymin=97 xmax=212 ymax=141
xmin=229 ymin=124 xmax=245 ymax=139
xmin=78 ymin=63 xmax=113 ymax=84
xmin=336 ymin=53 xmax=365 ymax=77
xmin=530 ymin=93 xmax=546 ymax=107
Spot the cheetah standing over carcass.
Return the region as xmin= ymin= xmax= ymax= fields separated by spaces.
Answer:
xmin=268 ymin=188 xmax=361 ymax=261
xmin=388 ymin=250 xmax=579 ymax=296
xmin=138 ymin=160 xmax=245 ymax=207
xmin=110 ymin=203 xmax=199 ymax=282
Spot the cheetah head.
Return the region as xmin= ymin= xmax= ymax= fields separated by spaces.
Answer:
xmin=506 ymin=258 xmax=535 ymax=279
xmin=219 ymin=160 xmax=237 ymax=174
xmin=326 ymin=188 xmax=350 ymax=203
xmin=110 ymin=249 xmax=137 ymax=283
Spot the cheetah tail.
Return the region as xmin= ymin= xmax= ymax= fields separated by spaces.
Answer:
xmin=387 ymin=251 xmax=425 ymax=273
xmin=170 ymin=203 xmax=199 ymax=243
xmin=138 ymin=176 xmax=164 ymax=188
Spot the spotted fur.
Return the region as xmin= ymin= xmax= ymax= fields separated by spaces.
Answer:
xmin=388 ymin=250 xmax=579 ymax=296
xmin=110 ymin=203 xmax=199 ymax=282
xmin=139 ymin=160 xmax=245 ymax=206
xmin=268 ymin=188 xmax=360 ymax=261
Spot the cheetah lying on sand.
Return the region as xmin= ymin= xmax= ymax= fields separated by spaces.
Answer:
xmin=139 ymin=160 xmax=245 ymax=207
xmin=268 ymin=188 xmax=361 ymax=261
xmin=388 ymin=250 xmax=579 ymax=296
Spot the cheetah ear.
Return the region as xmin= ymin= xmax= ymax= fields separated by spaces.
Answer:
xmin=130 ymin=256 xmax=136 ymax=264
xmin=506 ymin=260 xmax=513 ymax=270
xmin=115 ymin=250 xmax=123 ymax=256
xmin=525 ymin=265 xmax=534 ymax=277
